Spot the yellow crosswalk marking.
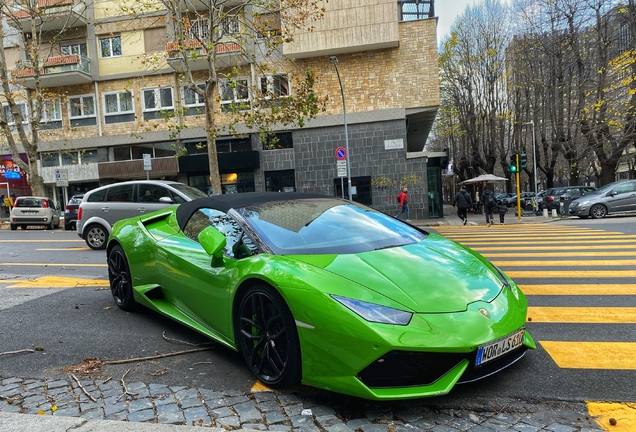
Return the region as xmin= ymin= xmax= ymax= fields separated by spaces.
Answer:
xmin=36 ymin=247 xmax=91 ymax=251
xmin=519 ymin=284 xmax=636 ymax=295
xmin=540 ymin=341 xmax=636 ymax=369
xmin=0 ymin=240 xmax=84 ymax=242
xmin=464 ymin=239 xmax=636 ymax=244
xmin=528 ymin=307 xmax=636 ymax=323
xmin=484 ymin=252 xmax=636 ymax=257
xmin=0 ymin=276 xmax=109 ymax=288
xmin=475 ymin=245 xmax=636 ymax=250
xmin=493 ymin=260 xmax=636 ymax=266
xmin=587 ymin=401 xmax=636 ymax=432
xmin=507 ymin=270 xmax=636 ymax=278
xmin=0 ymin=262 xmax=106 ymax=267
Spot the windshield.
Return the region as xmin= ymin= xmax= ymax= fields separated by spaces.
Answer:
xmin=236 ymin=198 xmax=427 ymax=255
xmin=170 ymin=183 xmax=208 ymax=200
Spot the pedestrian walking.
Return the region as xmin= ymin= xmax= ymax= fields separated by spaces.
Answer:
xmin=395 ymin=187 xmax=410 ymax=221
xmin=481 ymin=186 xmax=497 ymax=227
xmin=497 ymin=201 xmax=508 ymax=224
xmin=452 ymin=185 xmax=473 ymax=225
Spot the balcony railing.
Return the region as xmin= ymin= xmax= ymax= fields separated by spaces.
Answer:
xmin=13 ymin=55 xmax=90 ymax=78
xmin=5 ymin=0 xmax=87 ymax=31
xmin=166 ymin=40 xmax=241 ymax=59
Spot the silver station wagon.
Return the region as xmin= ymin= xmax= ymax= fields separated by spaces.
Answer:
xmin=77 ymin=180 xmax=207 ymax=250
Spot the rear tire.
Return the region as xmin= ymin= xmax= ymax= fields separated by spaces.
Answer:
xmin=590 ymin=204 xmax=607 ymax=219
xmin=107 ymin=245 xmax=136 ymax=311
xmin=236 ymin=285 xmax=301 ymax=388
xmin=65 ymin=223 xmax=73 ymax=231
xmin=10 ymin=224 xmax=17 ymax=231
xmin=85 ymin=224 xmax=108 ymax=250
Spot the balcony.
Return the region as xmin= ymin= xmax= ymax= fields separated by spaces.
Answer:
xmin=98 ymin=157 xmax=179 ymax=180
xmin=166 ymin=40 xmax=246 ymax=71
xmin=12 ymin=55 xmax=92 ymax=89
xmin=6 ymin=0 xmax=88 ymax=32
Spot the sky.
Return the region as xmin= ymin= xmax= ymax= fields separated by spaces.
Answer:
xmin=436 ymin=0 xmax=477 ymax=43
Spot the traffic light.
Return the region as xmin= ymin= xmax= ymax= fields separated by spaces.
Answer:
xmin=519 ymin=153 xmax=527 ymax=170
xmin=509 ymin=154 xmax=518 ymax=173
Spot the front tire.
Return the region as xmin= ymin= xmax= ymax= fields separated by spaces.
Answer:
xmin=590 ymin=204 xmax=607 ymax=219
xmin=85 ymin=224 xmax=108 ymax=250
xmin=108 ymin=245 xmax=136 ymax=311
xmin=237 ymin=285 xmax=301 ymax=388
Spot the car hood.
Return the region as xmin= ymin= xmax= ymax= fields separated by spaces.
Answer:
xmin=288 ymin=235 xmax=505 ymax=313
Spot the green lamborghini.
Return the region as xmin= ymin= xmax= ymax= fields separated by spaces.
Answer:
xmin=106 ymin=192 xmax=535 ymax=400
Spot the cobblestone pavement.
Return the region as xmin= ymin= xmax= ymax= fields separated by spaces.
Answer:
xmin=0 ymin=376 xmax=605 ymax=431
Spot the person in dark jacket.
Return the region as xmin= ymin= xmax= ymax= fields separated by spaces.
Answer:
xmin=452 ymin=185 xmax=473 ymax=225
xmin=481 ymin=186 xmax=497 ymax=226
xmin=497 ymin=201 xmax=508 ymax=224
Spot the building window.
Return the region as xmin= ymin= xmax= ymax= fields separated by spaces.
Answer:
xmin=3 ymin=102 xmax=28 ymax=127
xmin=69 ymin=95 xmax=95 ymax=118
xmin=103 ymin=91 xmax=134 ymax=124
xmin=399 ymin=0 xmax=434 ymax=21
xmin=190 ymin=19 xmax=209 ymax=39
xmin=260 ymin=74 xmax=289 ymax=98
xmin=265 ymin=169 xmax=295 ymax=192
xmin=61 ymin=152 xmax=78 ymax=165
xmin=220 ymin=16 xmax=240 ymax=37
xmin=255 ymin=12 xmax=282 ymax=38
xmin=69 ymin=94 xmax=96 ymax=127
xmin=183 ymin=84 xmax=206 ymax=116
xmin=61 ymin=43 xmax=88 ymax=57
xmin=262 ymin=132 xmax=293 ymax=150
xmin=81 ymin=149 xmax=99 ymax=164
xmin=100 ymin=36 xmax=122 ymax=58
xmin=41 ymin=100 xmax=62 ymax=122
xmin=113 ymin=146 xmax=131 ymax=161
xmin=219 ymin=78 xmax=249 ymax=112
xmin=42 ymin=152 xmax=60 ymax=167
xmin=142 ymin=87 xmax=174 ymax=120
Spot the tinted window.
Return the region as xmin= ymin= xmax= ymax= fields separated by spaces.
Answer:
xmin=16 ymin=198 xmax=44 ymax=208
xmin=236 ymin=199 xmax=427 ymax=255
xmin=613 ymin=182 xmax=636 ymax=195
xmin=170 ymin=183 xmax=208 ymax=200
xmin=105 ymin=185 xmax=134 ymax=202
xmin=138 ymin=184 xmax=171 ymax=203
xmin=87 ymin=189 xmax=107 ymax=202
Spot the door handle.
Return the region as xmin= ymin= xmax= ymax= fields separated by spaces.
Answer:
xmin=101 ymin=207 xmax=110 ymax=212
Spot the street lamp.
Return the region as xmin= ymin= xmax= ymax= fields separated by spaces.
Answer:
xmin=524 ymin=120 xmax=537 ymax=196
xmin=330 ymin=56 xmax=352 ymax=201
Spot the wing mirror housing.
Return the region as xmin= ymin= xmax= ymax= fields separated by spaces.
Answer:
xmin=198 ymin=226 xmax=227 ymax=267
xmin=159 ymin=196 xmax=174 ymax=204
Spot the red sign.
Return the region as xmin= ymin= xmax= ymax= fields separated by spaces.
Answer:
xmin=335 ymin=147 xmax=347 ymax=160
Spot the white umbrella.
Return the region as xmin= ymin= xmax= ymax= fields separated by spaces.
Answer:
xmin=460 ymin=174 xmax=508 ymax=185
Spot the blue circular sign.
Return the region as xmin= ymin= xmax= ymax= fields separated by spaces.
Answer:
xmin=335 ymin=147 xmax=347 ymax=160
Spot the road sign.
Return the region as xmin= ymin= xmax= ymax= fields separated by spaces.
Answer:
xmin=336 ymin=160 xmax=347 ymax=177
xmin=143 ymin=154 xmax=152 ymax=171
xmin=335 ymin=147 xmax=347 ymax=161
xmin=55 ymin=169 xmax=68 ymax=187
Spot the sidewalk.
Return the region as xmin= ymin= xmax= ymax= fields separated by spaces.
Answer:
xmin=407 ymin=205 xmax=565 ymax=227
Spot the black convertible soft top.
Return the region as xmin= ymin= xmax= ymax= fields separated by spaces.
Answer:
xmin=175 ymin=192 xmax=333 ymax=231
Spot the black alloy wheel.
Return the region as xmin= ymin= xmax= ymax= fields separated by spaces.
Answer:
xmin=108 ymin=245 xmax=136 ymax=311
xmin=590 ymin=204 xmax=607 ymax=219
xmin=237 ymin=285 xmax=301 ymax=388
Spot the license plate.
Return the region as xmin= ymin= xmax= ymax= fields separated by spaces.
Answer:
xmin=21 ymin=211 xmax=38 ymax=215
xmin=475 ymin=328 xmax=525 ymax=367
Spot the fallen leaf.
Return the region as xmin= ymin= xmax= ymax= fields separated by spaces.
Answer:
xmin=37 ymin=410 xmax=45 ymax=415
xmin=103 ymin=306 xmax=112 ymax=310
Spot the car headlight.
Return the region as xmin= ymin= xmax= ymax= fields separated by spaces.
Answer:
xmin=331 ymin=295 xmax=413 ymax=325
xmin=577 ymin=200 xmax=590 ymax=206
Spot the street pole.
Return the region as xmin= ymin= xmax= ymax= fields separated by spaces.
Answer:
xmin=330 ymin=56 xmax=352 ymax=201
xmin=525 ymin=121 xmax=537 ymax=196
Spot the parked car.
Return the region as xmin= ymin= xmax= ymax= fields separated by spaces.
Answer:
xmin=106 ymin=192 xmax=534 ymax=400
xmin=496 ymin=193 xmax=515 ymax=205
xmin=539 ymin=186 xmax=596 ymax=211
xmin=77 ymin=180 xmax=207 ymax=250
xmin=10 ymin=196 xmax=61 ymax=230
xmin=64 ymin=193 xmax=84 ymax=230
xmin=568 ymin=179 xmax=636 ymax=218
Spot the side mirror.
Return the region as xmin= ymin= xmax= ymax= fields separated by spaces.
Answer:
xmin=198 ymin=226 xmax=227 ymax=267
xmin=159 ymin=196 xmax=174 ymax=204
xmin=610 ymin=191 xmax=618 ymax=197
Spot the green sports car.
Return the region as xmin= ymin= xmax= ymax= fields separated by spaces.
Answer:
xmin=106 ymin=192 xmax=535 ymax=400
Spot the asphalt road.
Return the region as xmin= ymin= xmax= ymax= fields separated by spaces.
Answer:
xmin=0 ymin=217 xmax=635 ymax=412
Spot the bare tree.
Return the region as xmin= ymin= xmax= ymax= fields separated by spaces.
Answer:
xmin=0 ymin=0 xmax=86 ymax=195
xmin=439 ymin=0 xmax=514 ymax=188
xmin=124 ymin=0 xmax=327 ymax=195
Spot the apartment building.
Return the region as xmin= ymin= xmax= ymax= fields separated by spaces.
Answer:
xmin=2 ymin=0 xmax=441 ymax=219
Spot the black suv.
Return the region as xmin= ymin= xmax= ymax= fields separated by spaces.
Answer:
xmin=540 ymin=186 xmax=596 ymax=211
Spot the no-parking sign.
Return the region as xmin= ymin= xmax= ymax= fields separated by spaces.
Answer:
xmin=335 ymin=147 xmax=347 ymax=160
